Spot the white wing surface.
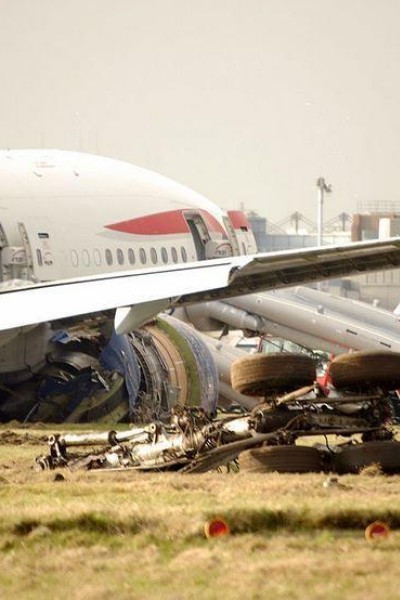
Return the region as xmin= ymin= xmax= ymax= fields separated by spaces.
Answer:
xmin=2 ymin=237 xmax=400 ymax=332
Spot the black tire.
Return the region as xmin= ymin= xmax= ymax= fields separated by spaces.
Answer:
xmin=239 ymin=445 xmax=323 ymax=473
xmin=231 ymin=353 xmax=316 ymax=396
xmin=330 ymin=351 xmax=400 ymax=391
xmin=334 ymin=441 xmax=400 ymax=474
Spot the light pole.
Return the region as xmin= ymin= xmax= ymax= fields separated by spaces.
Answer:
xmin=316 ymin=177 xmax=332 ymax=246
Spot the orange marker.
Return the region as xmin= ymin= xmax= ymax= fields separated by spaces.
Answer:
xmin=365 ymin=521 xmax=390 ymax=542
xmin=204 ymin=518 xmax=230 ymax=539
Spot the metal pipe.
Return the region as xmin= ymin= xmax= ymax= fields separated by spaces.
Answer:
xmin=51 ymin=426 xmax=152 ymax=447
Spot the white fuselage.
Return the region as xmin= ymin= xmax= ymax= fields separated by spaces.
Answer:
xmin=0 ymin=150 xmax=256 ymax=285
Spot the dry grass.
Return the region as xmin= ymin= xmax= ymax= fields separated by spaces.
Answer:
xmin=1 ymin=426 xmax=400 ymax=599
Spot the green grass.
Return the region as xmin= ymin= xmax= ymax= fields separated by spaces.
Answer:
xmin=2 ymin=426 xmax=400 ymax=599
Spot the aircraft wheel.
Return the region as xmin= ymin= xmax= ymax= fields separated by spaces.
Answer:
xmin=334 ymin=441 xmax=400 ymax=474
xmin=239 ymin=444 xmax=323 ymax=473
xmin=231 ymin=353 xmax=316 ymax=396
xmin=330 ymin=351 xmax=400 ymax=391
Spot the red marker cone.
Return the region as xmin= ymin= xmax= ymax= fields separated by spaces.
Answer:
xmin=365 ymin=521 xmax=390 ymax=542
xmin=204 ymin=518 xmax=230 ymax=539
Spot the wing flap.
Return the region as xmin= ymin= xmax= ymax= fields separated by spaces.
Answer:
xmin=176 ymin=237 xmax=400 ymax=304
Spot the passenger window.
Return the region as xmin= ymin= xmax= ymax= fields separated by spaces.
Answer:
xmin=171 ymin=247 xmax=178 ymax=263
xmin=82 ymin=249 xmax=90 ymax=267
xmin=128 ymin=248 xmax=135 ymax=265
xmin=150 ymin=248 xmax=157 ymax=264
xmin=139 ymin=248 xmax=147 ymax=264
xmin=181 ymin=247 xmax=187 ymax=262
xmin=71 ymin=249 xmax=79 ymax=267
xmin=161 ymin=247 xmax=168 ymax=264
xmin=105 ymin=249 xmax=113 ymax=265
xmin=93 ymin=249 xmax=102 ymax=266
xmin=117 ymin=248 xmax=124 ymax=265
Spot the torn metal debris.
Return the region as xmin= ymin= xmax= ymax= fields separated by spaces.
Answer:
xmin=36 ymin=383 xmax=400 ymax=474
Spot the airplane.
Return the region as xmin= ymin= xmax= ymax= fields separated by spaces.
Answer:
xmin=1 ymin=149 xmax=400 ymax=421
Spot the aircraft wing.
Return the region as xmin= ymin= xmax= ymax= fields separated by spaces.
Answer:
xmin=1 ymin=237 xmax=400 ymax=333
xmin=177 ymin=237 xmax=400 ymax=303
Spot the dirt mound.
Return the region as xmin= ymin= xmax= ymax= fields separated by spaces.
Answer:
xmin=0 ymin=430 xmax=47 ymax=445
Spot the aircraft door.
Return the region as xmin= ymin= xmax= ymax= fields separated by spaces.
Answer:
xmin=185 ymin=214 xmax=210 ymax=260
xmin=226 ymin=211 xmax=257 ymax=255
xmin=0 ymin=224 xmax=7 ymax=281
xmin=17 ymin=223 xmax=34 ymax=279
xmin=0 ymin=223 xmax=32 ymax=282
xmin=222 ymin=216 xmax=240 ymax=256
xmin=18 ymin=219 xmax=56 ymax=281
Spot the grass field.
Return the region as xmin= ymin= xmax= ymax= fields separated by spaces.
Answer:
xmin=1 ymin=426 xmax=400 ymax=599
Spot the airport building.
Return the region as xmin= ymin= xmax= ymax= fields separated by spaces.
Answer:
xmin=248 ymin=208 xmax=400 ymax=311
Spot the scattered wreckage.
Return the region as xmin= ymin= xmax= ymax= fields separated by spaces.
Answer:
xmin=36 ymin=350 xmax=400 ymax=475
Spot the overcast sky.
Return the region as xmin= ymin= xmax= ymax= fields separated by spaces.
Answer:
xmin=1 ymin=0 xmax=399 ymax=223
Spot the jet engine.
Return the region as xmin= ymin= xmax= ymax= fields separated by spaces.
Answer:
xmin=0 ymin=315 xmax=221 ymax=424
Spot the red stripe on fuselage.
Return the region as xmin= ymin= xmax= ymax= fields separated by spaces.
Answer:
xmin=106 ymin=210 xmax=188 ymax=235
xmin=105 ymin=209 xmax=226 ymax=236
xmin=227 ymin=210 xmax=250 ymax=230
